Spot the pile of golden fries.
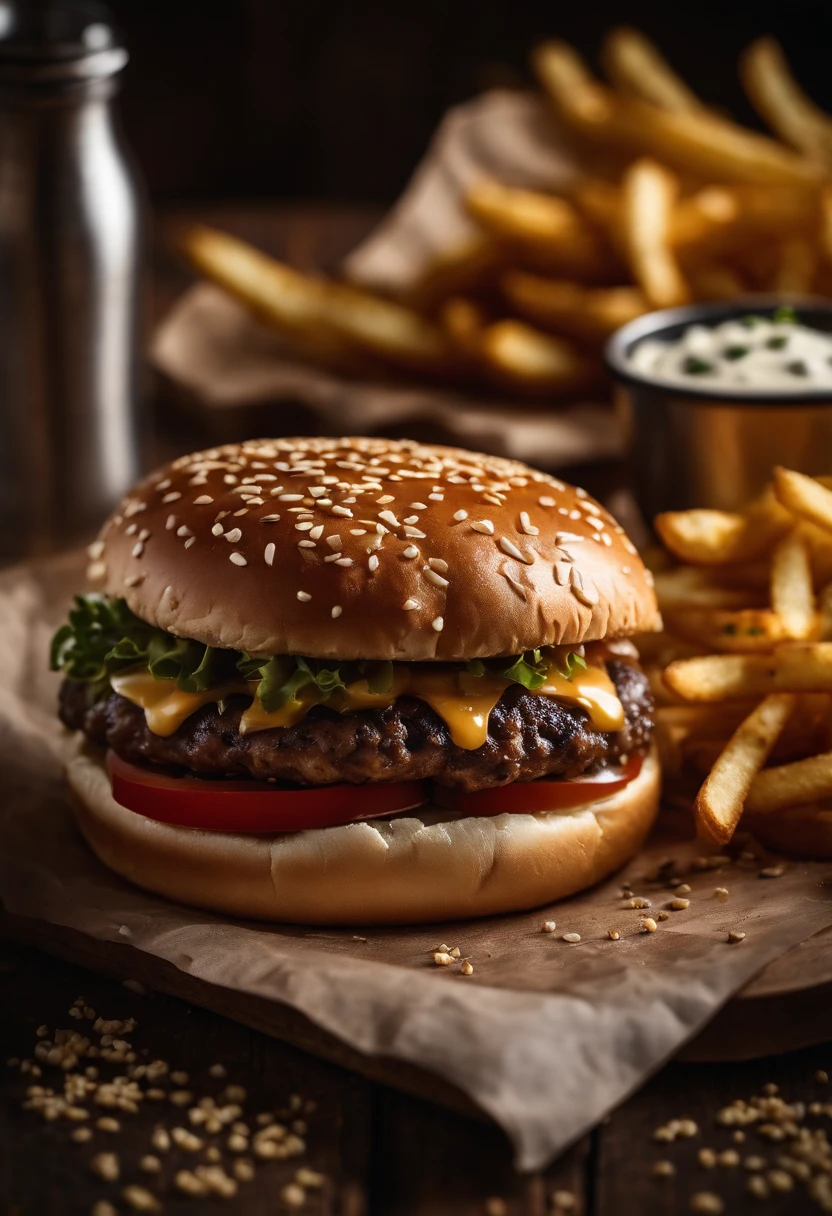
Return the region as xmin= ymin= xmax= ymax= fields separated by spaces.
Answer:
xmin=184 ymin=29 xmax=832 ymax=400
xmin=644 ymin=468 xmax=832 ymax=857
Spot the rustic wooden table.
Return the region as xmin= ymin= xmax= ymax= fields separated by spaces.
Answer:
xmin=2 ymin=206 xmax=830 ymax=1215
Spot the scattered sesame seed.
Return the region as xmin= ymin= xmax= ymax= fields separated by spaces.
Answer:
xmin=727 ymin=930 xmax=747 ymax=944
xmin=264 ymin=543 xmax=275 ymax=566
xmin=470 ymin=520 xmax=494 ymax=535
xmin=562 ymin=932 xmax=581 ymax=944
xmin=690 ymin=1191 xmax=724 ymax=1213
xmin=608 ymin=929 xmax=620 ymax=940
xmin=298 ymin=540 xmax=315 ymax=549
xmin=402 ymin=545 xmax=419 ymax=559
xmin=431 ymin=616 xmax=444 ymax=632
xmin=335 ymin=557 xmax=353 ymax=567
xmin=297 ymin=591 xmax=311 ymax=602
xmin=403 ymin=515 xmax=419 ymax=525
xmin=131 ymin=542 xmax=144 ymax=558
xmin=652 ymin=1161 xmax=676 ymax=1177
xmin=499 ymin=537 xmax=533 ymax=563
xmin=424 ymin=568 xmax=450 ymax=588
xmin=460 ymin=961 xmax=474 ymax=976
xmin=434 ymin=952 xmax=453 ymax=966
xmin=211 ymin=523 xmax=224 ymax=536
xmin=714 ymin=887 xmax=730 ymax=900
xmin=229 ymin=553 xmax=247 ymax=566
xmin=519 ymin=511 xmax=539 ymax=536
xmin=368 ymin=555 xmax=379 ymax=572
xmin=670 ymin=898 xmax=690 ymax=911
xmin=331 ymin=505 xmax=352 ymax=518
xmin=760 ymin=866 xmax=786 ymax=878
xmin=331 ymin=606 xmax=342 ymax=619
xmin=279 ymin=494 xmax=304 ymax=502
xmin=224 ymin=528 xmax=242 ymax=543
xmin=162 ymin=492 xmax=181 ymax=504
xmin=641 ymin=918 xmax=658 ymax=933
xmin=402 ymin=599 xmax=419 ymax=610
xmin=193 ymin=495 xmax=213 ymax=505
xmin=410 ymin=502 xmax=428 ymax=510
xmin=541 ymin=921 xmax=557 ymax=933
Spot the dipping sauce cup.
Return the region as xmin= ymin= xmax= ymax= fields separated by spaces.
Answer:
xmin=605 ymin=299 xmax=832 ymax=519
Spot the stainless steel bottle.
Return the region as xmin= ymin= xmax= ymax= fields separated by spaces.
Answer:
xmin=0 ymin=1 xmax=144 ymax=559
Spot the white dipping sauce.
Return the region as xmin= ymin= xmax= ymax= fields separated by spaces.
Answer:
xmin=629 ymin=310 xmax=832 ymax=392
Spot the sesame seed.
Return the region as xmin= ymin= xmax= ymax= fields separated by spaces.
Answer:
xmin=368 ymin=555 xmax=379 ymax=572
xmin=131 ymin=542 xmax=144 ymax=558
xmin=431 ymin=616 xmax=444 ymax=631
xmin=460 ymin=961 xmax=474 ymax=976
xmin=428 ymin=557 xmax=448 ymax=572
xmin=378 ymin=510 xmax=400 ymax=528
xmin=165 ymin=515 xmax=177 ymax=530
xmin=176 ymin=525 xmax=191 ymax=537
xmin=349 ymin=528 xmax=367 ymax=536
xmin=608 ymin=929 xmax=620 ymax=940
xmin=309 ymin=486 xmax=327 ymax=497
xmin=298 ymin=540 xmax=315 ymax=548
xmin=539 ymin=496 xmax=556 ymax=506
xmin=155 ymin=478 xmax=171 ymax=490
xmin=331 ymin=505 xmax=352 ymax=518
xmin=264 ymin=543 xmax=275 ymax=566
xmin=261 ymin=513 xmax=281 ymax=523
xmin=278 ymin=494 xmax=303 ymax=502
xmin=641 ymin=917 xmax=658 ymax=933
xmin=297 ymin=591 xmax=311 ymax=602
xmin=403 ymin=599 xmax=419 ymax=610
xmin=499 ymin=537 xmax=533 ymax=563
xmin=295 ymin=521 xmax=313 ymax=532
xmin=556 ymin=531 xmax=584 ymax=544
xmin=429 ymin=493 xmax=444 ymax=501
xmin=124 ymin=574 xmax=144 ymax=587
xmin=453 ymin=509 xmax=468 ymax=521
xmin=331 ymin=606 xmax=342 ymax=619
xmin=470 ymin=520 xmax=494 ymax=535
xmin=541 ymin=921 xmax=557 ymax=933
xmin=727 ymin=930 xmax=746 ymax=944
xmin=562 ymin=933 xmax=581 ymax=944
xmin=335 ymin=557 xmax=353 ymax=566
xmin=184 ymin=537 xmax=195 ymax=549
xmin=402 ymin=545 xmax=419 ymax=559
xmin=326 ymin=535 xmax=342 ymax=550
xmin=670 ymin=898 xmax=690 ymax=910
xmin=404 ymin=526 xmax=426 ymax=538
xmin=224 ymin=528 xmax=242 ymax=543
xmin=410 ymin=502 xmax=427 ymax=509
xmin=229 ymin=553 xmax=247 ymax=566
xmin=404 ymin=515 xmax=419 ymax=525
xmin=519 ymin=511 xmax=539 ymax=535
xmin=424 ymin=567 xmax=449 ymax=588
xmin=162 ymin=492 xmax=181 ymax=503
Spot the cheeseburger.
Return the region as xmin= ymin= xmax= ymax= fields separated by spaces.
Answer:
xmin=53 ymin=437 xmax=660 ymax=924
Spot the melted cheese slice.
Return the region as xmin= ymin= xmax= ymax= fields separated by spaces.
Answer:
xmin=110 ymin=654 xmax=625 ymax=748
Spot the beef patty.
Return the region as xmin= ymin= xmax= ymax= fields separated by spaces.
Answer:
xmin=60 ymin=659 xmax=652 ymax=792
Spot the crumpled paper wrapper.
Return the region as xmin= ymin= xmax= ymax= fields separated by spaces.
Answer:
xmin=3 ymin=553 xmax=832 ymax=1171
xmin=151 ymin=90 xmax=622 ymax=471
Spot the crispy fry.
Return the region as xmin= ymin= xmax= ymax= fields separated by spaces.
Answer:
xmin=621 ymin=159 xmax=690 ymax=308
xmin=465 ymin=179 xmax=617 ymax=280
xmin=654 ymin=505 xmax=790 ymax=565
xmin=663 ymin=607 xmax=789 ymax=653
xmin=479 ymin=319 xmax=602 ymax=397
xmin=741 ymin=37 xmax=832 ymax=168
xmin=672 ymin=185 xmax=818 ymax=264
xmin=746 ymin=749 xmax=832 ymax=815
xmin=653 ymin=565 xmax=768 ymax=610
xmin=438 ymin=296 xmax=488 ymax=362
xmin=405 ymin=234 xmax=507 ymax=313
xmin=602 ymin=27 xmax=707 ymax=114
xmin=665 ymin=643 xmax=832 ymax=701
xmin=533 ymin=41 xmax=823 ymax=187
xmin=774 ymin=467 xmax=832 ymax=534
xmin=501 ymin=273 xmax=647 ymax=343
xmin=694 ymin=693 xmax=796 ymax=844
xmin=183 ymin=225 xmax=455 ymax=378
xmin=771 ymin=530 xmax=815 ymax=639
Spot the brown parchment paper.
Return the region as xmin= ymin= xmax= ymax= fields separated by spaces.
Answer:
xmin=151 ymin=90 xmax=621 ymax=471
xmin=3 ymin=552 xmax=832 ymax=1172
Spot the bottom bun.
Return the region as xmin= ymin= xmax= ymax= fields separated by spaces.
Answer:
xmin=748 ymin=804 xmax=832 ymax=861
xmin=67 ymin=743 xmax=661 ymax=925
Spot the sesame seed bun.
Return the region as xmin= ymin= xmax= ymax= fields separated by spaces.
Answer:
xmin=87 ymin=437 xmax=658 ymax=661
xmin=67 ymin=742 xmax=660 ymax=925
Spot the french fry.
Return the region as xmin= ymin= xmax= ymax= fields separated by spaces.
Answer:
xmin=438 ymin=296 xmax=488 ymax=362
xmin=602 ymin=27 xmax=707 ymax=114
xmin=662 ymin=607 xmax=789 ymax=653
xmin=693 ymin=693 xmax=796 ymax=844
xmin=746 ymin=749 xmax=832 ymax=815
xmin=770 ymin=530 xmax=815 ymax=639
xmin=479 ymin=319 xmax=602 ymax=397
xmin=533 ymin=41 xmax=824 ymax=187
xmin=672 ymin=185 xmax=819 ymax=264
xmin=665 ymin=643 xmax=832 ymax=701
xmin=183 ymin=226 xmax=455 ymax=378
xmin=654 ymin=504 xmax=790 ymax=565
xmin=405 ymin=234 xmax=507 ymax=313
xmin=741 ymin=37 xmax=832 ymax=168
xmin=501 ymin=273 xmax=647 ymax=343
xmin=653 ymin=565 xmax=769 ymax=610
xmin=774 ymin=467 xmax=832 ymax=535
xmin=465 ymin=180 xmax=617 ymax=280
xmin=621 ymin=159 xmax=690 ymax=309
xmin=819 ymin=581 xmax=832 ymax=640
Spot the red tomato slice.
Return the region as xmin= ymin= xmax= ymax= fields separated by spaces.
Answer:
xmin=107 ymin=752 xmax=428 ymax=832
xmin=432 ymin=754 xmax=644 ymax=817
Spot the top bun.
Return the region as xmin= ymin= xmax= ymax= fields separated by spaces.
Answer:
xmin=87 ymin=438 xmax=658 ymax=661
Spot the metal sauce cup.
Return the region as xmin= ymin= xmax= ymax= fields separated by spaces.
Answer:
xmin=605 ymin=299 xmax=832 ymax=519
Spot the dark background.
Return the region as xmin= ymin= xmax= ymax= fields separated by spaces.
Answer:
xmin=110 ymin=0 xmax=832 ymax=206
